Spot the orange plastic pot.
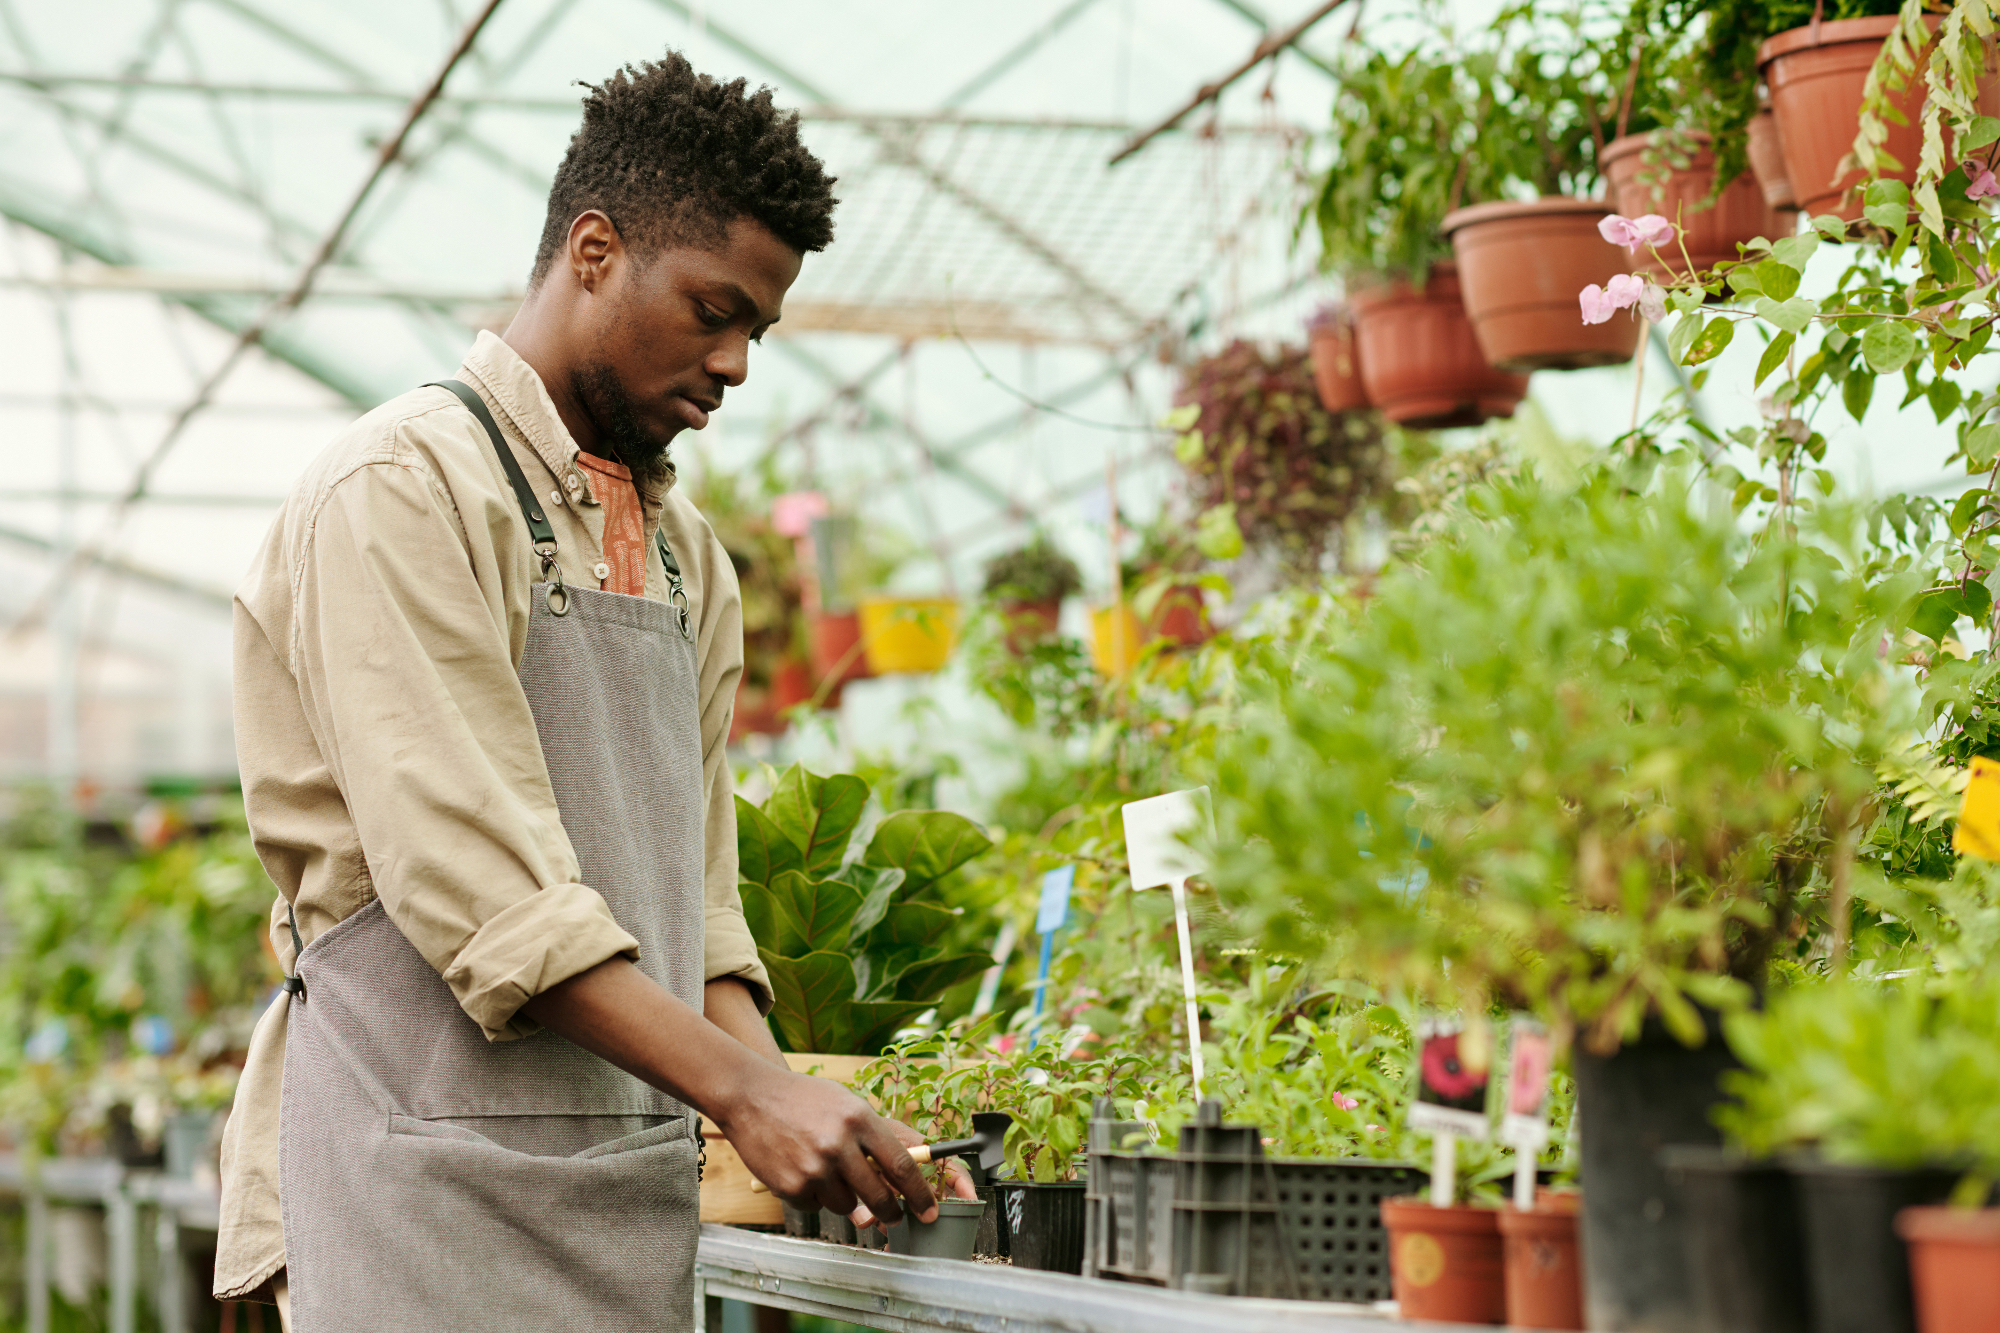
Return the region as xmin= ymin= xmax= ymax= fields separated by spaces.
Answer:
xmin=1346 ymin=264 xmax=1529 ymax=429
xmin=1897 ymin=1205 xmax=2000 ymax=1333
xmin=1308 ymin=321 xmax=1370 ymax=413
xmin=1602 ymin=131 xmax=1794 ymax=280
xmin=1746 ymin=108 xmax=1798 ymax=211
xmin=1442 ymin=198 xmax=1646 ymax=372
xmin=1382 ymin=1197 xmax=1506 ymax=1324
xmin=1759 ymin=17 xmax=2000 ymax=221
xmin=1500 ymin=1203 xmax=1586 ymax=1330
xmin=809 ymin=610 xmax=873 ymax=707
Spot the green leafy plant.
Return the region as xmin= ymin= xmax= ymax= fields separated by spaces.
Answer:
xmin=738 ymin=764 xmax=996 ymax=1055
xmin=981 ymin=537 xmax=1083 ymax=605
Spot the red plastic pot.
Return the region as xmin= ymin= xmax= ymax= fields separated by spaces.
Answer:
xmin=1499 ymin=1201 xmax=1586 ymax=1330
xmin=1382 ymin=1197 xmax=1506 ymax=1324
xmin=1898 ymin=1205 xmax=2000 ymax=1333
xmin=1746 ymin=108 xmax=1798 ymax=212
xmin=1308 ymin=320 xmax=1370 ymax=414
xmin=1442 ymin=198 xmax=1646 ymax=372
xmin=1759 ymin=16 xmax=2000 ymax=221
xmin=1347 ymin=264 xmax=1529 ymax=429
xmin=1147 ymin=584 xmax=1210 ymax=647
xmin=998 ymin=598 xmax=1062 ymax=654
xmin=1602 ymin=131 xmax=1794 ymax=280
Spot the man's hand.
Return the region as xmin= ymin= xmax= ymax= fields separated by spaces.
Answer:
xmin=520 ymin=957 xmax=939 ymax=1225
xmin=847 ymin=1118 xmax=979 ymax=1233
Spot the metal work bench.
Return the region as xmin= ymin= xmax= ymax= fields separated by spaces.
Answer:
xmin=693 ymin=1224 xmax=1492 ymax=1332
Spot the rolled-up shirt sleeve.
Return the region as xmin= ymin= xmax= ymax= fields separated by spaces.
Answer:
xmin=290 ymin=454 xmax=637 ymax=1040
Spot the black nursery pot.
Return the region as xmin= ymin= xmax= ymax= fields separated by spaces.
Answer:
xmin=995 ymin=1180 xmax=1089 ymax=1273
xmin=1659 ymin=1147 xmax=1810 ymax=1333
xmin=782 ymin=1201 xmax=821 ymax=1240
xmin=973 ymin=1183 xmax=1006 ymax=1258
xmin=1573 ymin=1014 xmax=1741 ymax=1332
xmin=1788 ymin=1159 xmax=1958 ymax=1333
xmin=819 ymin=1207 xmax=858 ymax=1245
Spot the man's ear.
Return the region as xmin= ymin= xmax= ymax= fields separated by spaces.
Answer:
xmin=567 ymin=211 xmax=623 ymax=294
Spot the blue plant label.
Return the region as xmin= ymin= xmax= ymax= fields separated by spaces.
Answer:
xmin=1036 ymin=865 xmax=1075 ymax=934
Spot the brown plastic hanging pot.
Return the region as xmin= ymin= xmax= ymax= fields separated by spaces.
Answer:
xmin=1442 ymin=198 xmax=1646 ymax=372
xmin=1602 ymin=131 xmax=1795 ymax=280
xmin=1346 ymin=263 xmax=1528 ymax=429
xmin=1307 ymin=319 xmax=1371 ymax=413
xmin=1758 ymin=15 xmax=2000 ymax=222
xmin=1382 ymin=1196 xmax=1507 ymax=1324
xmin=1897 ymin=1205 xmax=2000 ymax=1333
xmin=1746 ymin=108 xmax=1799 ymax=211
xmin=1499 ymin=1198 xmax=1586 ymax=1330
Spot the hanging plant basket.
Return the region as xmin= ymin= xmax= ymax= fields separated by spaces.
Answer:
xmin=1602 ymin=131 xmax=1794 ymax=281
xmin=1442 ymin=198 xmax=1646 ymax=372
xmin=1746 ymin=108 xmax=1797 ymax=212
xmin=1758 ymin=16 xmax=2000 ymax=222
xmin=1347 ymin=264 xmax=1528 ymax=429
xmin=1306 ymin=313 xmax=1371 ymax=414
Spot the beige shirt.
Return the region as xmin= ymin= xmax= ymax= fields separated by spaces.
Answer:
xmin=214 ymin=331 xmax=769 ymax=1300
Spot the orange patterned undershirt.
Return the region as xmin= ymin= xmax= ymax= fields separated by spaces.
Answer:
xmin=575 ymin=451 xmax=647 ymax=596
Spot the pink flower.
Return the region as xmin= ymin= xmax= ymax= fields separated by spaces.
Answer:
xmin=1331 ymin=1091 xmax=1359 ymax=1111
xmin=1639 ymin=281 xmax=1668 ymax=325
xmin=1599 ymin=213 xmax=1677 ymax=253
xmin=1966 ymin=161 xmax=2000 ymax=199
xmin=1580 ymin=273 xmax=1647 ymax=325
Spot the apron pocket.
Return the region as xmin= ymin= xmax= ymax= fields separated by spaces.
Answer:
xmin=575 ymin=1117 xmax=690 ymax=1160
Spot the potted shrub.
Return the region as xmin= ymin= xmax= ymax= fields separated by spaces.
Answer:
xmin=1306 ymin=302 xmax=1371 ymax=414
xmin=981 ymin=538 xmax=1082 ymax=653
xmin=1207 ymin=466 xmax=1920 ymax=1329
xmin=1310 ymin=42 xmax=1530 ymax=427
xmin=1171 ymin=340 xmax=1396 ymax=578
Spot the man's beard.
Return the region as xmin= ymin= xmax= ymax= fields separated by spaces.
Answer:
xmin=572 ymin=362 xmax=671 ymax=486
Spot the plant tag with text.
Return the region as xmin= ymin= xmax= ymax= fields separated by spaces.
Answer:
xmin=1499 ymin=1017 xmax=1553 ymax=1151
xmin=1407 ymin=1017 xmax=1492 ymax=1140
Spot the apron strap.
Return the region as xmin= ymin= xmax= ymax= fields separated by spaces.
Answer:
xmin=281 ymin=898 xmax=307 ymax=998
xmin=426 ymin=379 xmax=570 ymax=614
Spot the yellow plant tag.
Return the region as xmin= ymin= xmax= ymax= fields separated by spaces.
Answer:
xmin=1953 ymin=756 xmax=2000 ymax=860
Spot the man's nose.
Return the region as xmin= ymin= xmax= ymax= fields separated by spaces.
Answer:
xmin=707 ymin=334 xmax=749 ymax=388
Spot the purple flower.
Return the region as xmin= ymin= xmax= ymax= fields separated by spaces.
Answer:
xmin=1599 ymin=213 xmax=1677 ymax=253
xmin=1580 ymin=284 xmax=1617 ymax=324
xmin=1966 ymin=162 xmax=2000 ymax=199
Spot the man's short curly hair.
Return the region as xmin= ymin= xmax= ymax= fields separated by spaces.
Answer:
xmin=531 ymin=52 xmax=837 ymax=284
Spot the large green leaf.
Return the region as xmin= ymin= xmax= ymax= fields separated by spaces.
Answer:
xmin=835 ymin=865 xmax=907 ymax=943
xmin=761 ymin=948 xmax=859 ymax=1053
xmin=767 ymin=870 xmax=863 ymax=955
xmin=741 ymin=878 xmax=777 ymax=949
xmin=766 ymin=765 xmax=869 ymax=876
xmin=863 ymin=811 xmax=993 ymax=894
xmin=865 ymin=901 xmax=958 ymax=951
xmin=736 ymin=797 xmax=803 ymax=890
xmin=847 ymin=1000 xmax=935 ymax=1058
xmin=886 ymin=952 xmax=994 ymax=1005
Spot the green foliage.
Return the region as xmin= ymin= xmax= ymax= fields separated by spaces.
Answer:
xmin=1208 ymin=466 xmax=1924 ymax=1053
xmin=739 ymin=765 xmax=995 ymax=1055
xmin=980 ymin=537 xmax=1082 ymax=604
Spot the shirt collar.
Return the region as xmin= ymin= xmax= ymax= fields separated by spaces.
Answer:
xmin=457 ymin=331 xmax=679 ymax=512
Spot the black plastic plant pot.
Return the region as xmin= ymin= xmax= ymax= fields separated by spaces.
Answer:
xmin=973 ymin=1183 xmax=1006 ymax=1258
xmin=1788 ymin=1159 xmax=1958 ymax=1333
xmin=1659 ymin=1146 xmax=1810 ymax=1333
xmin=887 ymin=1198 xmax=987 ymax=1260
xmin=782 ymin=1202 xmax=821 ymax=1240
xmin=819 ymin=1207 xmax=858 ymax=1245
xmin=996 ymin=1180 xmax=1089 ymax=1273
xmin=1573 ymin=1013 xmax=1740 ymax=1332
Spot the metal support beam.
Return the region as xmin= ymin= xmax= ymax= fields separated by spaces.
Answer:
xmin=0 ymin=521 xmax=235 ymax=611
xmin=1206 ymin=0 xmax=1343 ymax=78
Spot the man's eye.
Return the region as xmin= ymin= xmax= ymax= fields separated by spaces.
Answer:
xmin=697 ymin=304 xmax=727 ymax=328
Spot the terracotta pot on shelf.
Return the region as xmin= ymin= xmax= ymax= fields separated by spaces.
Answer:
xmin=1347 ymin=263 xmax=1529 ymax=429
xmin=1602 ymin=131 xmax=1794 ymax=280
xmin=1759 ymin=16 xmax=2000 ymax=222
xmin=1308 ymin=319 xmax=1370 ymax=413
xmin=1499 ymin=1196 xmax=1586 ymax=1330
xmin=1382 ymin=1196 xmax=1507 ymax=1324
xmin=1442 ymin=198 xmax=1646 ymax=372
xmin=998 ymin=598 xmax=1063 ymax=654
xmin=1898 ymin=1205 xmax=2000 ymax=1333
xmin=1746 ymin=107 xmax=1799 ymax=211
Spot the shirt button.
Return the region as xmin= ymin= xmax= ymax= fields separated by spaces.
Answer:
xmin=566 ymin=473 xmax=583 ymax=494
xmin=593 ymin=562 xmax=610 ymax=581
xmin=549 ymin=489 xmax=564 ymax=506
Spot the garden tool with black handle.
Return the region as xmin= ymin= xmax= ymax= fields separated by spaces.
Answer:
xmin=906 ymin=1112 xmax=1013 ymax=1190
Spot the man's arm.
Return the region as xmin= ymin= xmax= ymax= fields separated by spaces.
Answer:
xmin=524 ymin=960 xmax=939 ymax=1225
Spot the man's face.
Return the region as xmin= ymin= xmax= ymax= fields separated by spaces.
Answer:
xmin=573 ymin=214 xmax=802 ymax=478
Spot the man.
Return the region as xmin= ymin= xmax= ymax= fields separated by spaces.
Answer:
xmin=214 ymin=54 xmax=956 ymax=1331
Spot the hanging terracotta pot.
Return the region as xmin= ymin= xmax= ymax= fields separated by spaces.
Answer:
xmin=809 ymin=609 xmax=873 ymax=707
xmin=1382 ymin=1197 xmax=1507 ymax=1324
xmin=1602 ymin=131 xmax=1794 ymax=280
xmin=1146 ymin=583 xmax=1210 ymax=647
xmin=1746 ymin=108 xmax=1799 ymax=211
xmin=1346 ymin=264 xmax=1529 ymax=429
xmin=998 ymin=598 xmax=1062 ymax=654
xmin=1307 ymin=319 xmax=1370 ymax=414
xmin=1442 ymin=198 xmax=1646 ymax=372
xmin=1499 ymin=1197 xmax=1586 ymax=1330
xmin=1758 ymin=16 xmax=2000 ymax=222
xmin=1898 ymin=1205 xmax=2000 ymax=1333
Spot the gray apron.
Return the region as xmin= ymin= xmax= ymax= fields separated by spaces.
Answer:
xmin=279 ymin=380 xmax=706 ymax=1331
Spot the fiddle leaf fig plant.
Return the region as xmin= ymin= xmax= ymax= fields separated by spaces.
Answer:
xmin=739 ymin=765 xmax=995 ymax=1055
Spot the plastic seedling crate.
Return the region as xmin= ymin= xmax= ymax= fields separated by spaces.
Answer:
xmin=1268 ymin=1158 xmax=1424 ymax=1303
xmin=1085 ymin=1098 xmax=1174 ymax=1283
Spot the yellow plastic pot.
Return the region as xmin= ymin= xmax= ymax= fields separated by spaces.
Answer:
xmin=1090 ymin=604 xmax=1143 ymax=675
xmin=859 ymin=596 xmax=959 ymax=674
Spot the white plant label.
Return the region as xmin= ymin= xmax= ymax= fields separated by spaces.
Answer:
xmin=1122 ymin=787 xmax=1214 ymax=1098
